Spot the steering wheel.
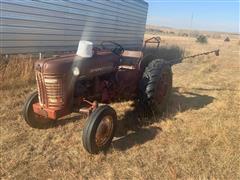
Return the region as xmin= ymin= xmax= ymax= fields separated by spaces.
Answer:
xmin=100 ymin=41 xmax=124 ymax=55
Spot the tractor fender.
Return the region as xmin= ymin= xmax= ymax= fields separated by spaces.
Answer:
xmin=139 ymin=54 xmax=157 ymax=72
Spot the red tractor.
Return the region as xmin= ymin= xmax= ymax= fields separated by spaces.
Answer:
xmin=22 ymin=37 xmax=175 ymax=154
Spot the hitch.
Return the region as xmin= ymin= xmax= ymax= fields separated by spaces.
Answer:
xmin=79 ymin=99 xmax=99 ymax=115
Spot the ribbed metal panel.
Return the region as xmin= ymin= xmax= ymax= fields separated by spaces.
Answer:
xmin=0 ymin=0 xmax=148 ymax=54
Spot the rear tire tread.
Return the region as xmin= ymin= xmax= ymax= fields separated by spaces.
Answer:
xmin=139 ymin=59 xmax=172 ymax=114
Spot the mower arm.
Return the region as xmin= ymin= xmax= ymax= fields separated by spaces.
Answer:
xmin=168 ymin=49 xmax=220 ymax=65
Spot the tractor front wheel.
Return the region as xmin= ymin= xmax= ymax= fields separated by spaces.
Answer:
xmin=82 ymin=105 xmax=117 ymax=154
xmin=22 ymin=91 xmax=53 ymax=129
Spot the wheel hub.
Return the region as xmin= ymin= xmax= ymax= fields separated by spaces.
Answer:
xmin=95 ymin=115 xmax=113 ymax=147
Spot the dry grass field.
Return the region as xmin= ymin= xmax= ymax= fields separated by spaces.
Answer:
xmin=0 ymin=33 xmax=240 ymax=179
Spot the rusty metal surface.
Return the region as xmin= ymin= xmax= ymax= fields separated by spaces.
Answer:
xmin=34 ymin=49 xmax=122 ymax=119
xmin=122 ymin=50 xmax=143 ymax=59
xmin=35 ymin=51 xmax=120 ymax=75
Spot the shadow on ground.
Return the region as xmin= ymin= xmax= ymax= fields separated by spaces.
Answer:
xmin=54 ymin=114 xmax=85 ymax=127
xmin=113 ymin=87 xmax=214 ymax=151
xmin=168 ymin=87 xmax=215 ymax=116
xmin=112 ymin=126 xmax=161 ymax=151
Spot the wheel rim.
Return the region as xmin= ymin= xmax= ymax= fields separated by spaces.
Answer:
xmin=156 ymin=72 xmax=171 ymax=103
xmin=95 ymin=115 xmax=114 ymax=147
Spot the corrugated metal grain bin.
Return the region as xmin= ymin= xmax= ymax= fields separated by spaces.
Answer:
xmin=0 ymin=0 xmax=148 ymax=54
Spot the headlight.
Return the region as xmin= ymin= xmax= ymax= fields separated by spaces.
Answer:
xmin=73 ymin=67 xmax=80 ymax=76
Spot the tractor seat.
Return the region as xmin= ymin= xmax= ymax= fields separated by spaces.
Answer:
xmin=120 ymin=50 xmax=143 ymax=66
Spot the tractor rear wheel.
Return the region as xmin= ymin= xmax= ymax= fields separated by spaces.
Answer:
xmin=23 ymin=91 xmax=53 ymax=129
xmin=139 ymin=59 xmax=172 ymax=114
xmin=82 ymin=105 xmax=117 ymax=154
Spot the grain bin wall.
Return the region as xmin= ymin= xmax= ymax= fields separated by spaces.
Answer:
xmin=0 ymin=0 xmax=148 ymax=54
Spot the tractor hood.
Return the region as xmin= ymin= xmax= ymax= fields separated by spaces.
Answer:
xmin=35 ymin=51 xmax=120 ymax=77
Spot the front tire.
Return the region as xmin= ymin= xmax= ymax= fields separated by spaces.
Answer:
xmin=82 ymin=105 xmax=117 ymax=154
xmin=22 ymin=91 xmax=53 ymax=129
xmin=139 ymin=59 xmax=172 ymax=114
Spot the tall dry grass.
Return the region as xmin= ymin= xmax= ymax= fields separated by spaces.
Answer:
xmin=1 ymin=34 xmax=240 ymax=179
xmin=0 ymin=55 xmax=36 ymax=89
xmin=143 ymin=45 xmax=184 ymax=64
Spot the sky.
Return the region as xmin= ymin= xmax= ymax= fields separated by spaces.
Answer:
xmin=145 ymin=0 xmax=239 ymax=33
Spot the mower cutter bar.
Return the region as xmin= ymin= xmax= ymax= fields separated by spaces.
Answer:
xmin=168 ymin=49 xmax=220 ymax=65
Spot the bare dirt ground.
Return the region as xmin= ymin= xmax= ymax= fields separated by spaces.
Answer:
xmin=0 ymin=34 xmax=240 ymax=179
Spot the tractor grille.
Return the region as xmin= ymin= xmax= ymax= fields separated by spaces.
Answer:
xmin=36 ymin=72 xmax=64 ymax=108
